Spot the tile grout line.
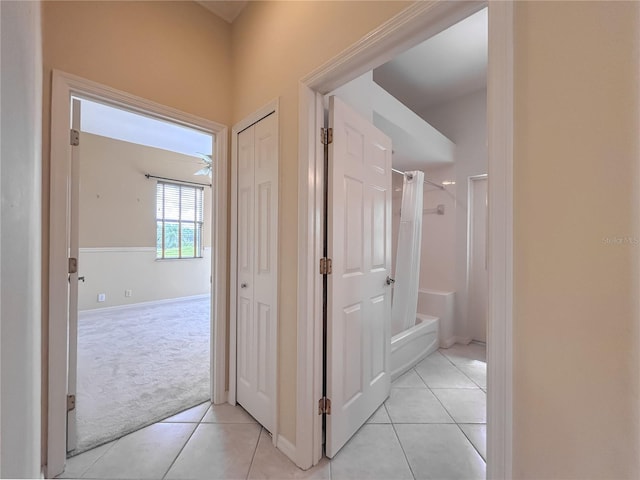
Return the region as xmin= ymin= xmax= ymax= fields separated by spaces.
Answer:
xmin=160 ymin=422 xmax=201 ymax=480
xmin=456 ymin=423 xmax=487 ymax=464
xmin=245 ymin=426 xmax=263 ymax=480
xmin=386 ymin=379 xmax=417 ymax=480
xmin=423 ymin=349 xmax=486 ymax=391
xmin=158 ymin=401 xmax=213 ymax=480
xmin=425 ymin=351 xmax=488 ymax=465
xmin=75 ymin=440 xmax=118 ymax=479
xmin=389 ymin=420 xmax=417 ymax=480
xmin=423 ymin=371 xmax=467 ymax=425
xmin=439 ymin=349 xmax=487 ymax=389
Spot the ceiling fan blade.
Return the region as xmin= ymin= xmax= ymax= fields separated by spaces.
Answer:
xmin=196 ymin=152 xmax=213 ymax=164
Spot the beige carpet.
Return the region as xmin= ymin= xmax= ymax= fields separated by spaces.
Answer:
xmin=72 ymin=296 xmax=210 ymax=455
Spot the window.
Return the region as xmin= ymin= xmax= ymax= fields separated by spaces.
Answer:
xmin=156 ymin=181 xmax=204 ymax=259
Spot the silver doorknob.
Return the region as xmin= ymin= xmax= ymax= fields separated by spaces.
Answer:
xmin=386 ymin=276 xmax=395 ymax=285
xmin=241 ymin=283 xmax=248 ymax=288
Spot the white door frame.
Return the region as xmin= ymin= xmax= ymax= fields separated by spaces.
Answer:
xmin=295 ymin=1 xmax=514 ymax=478
xmin=47 ymin=70 xmax=228 ymax=478
xmin=229 ymin=99 xmax=280 ymax=446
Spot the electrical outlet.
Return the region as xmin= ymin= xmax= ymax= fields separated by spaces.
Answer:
xmin=125 ymin=289 xmax=132 ymax=297
xmin=97 ymin=293 xmax=106 ymax=302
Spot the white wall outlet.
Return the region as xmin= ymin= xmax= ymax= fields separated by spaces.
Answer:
xmin=125 ymin=289 xmax=132 ymax=298
xmin=97 ymin=293 xmax=106 ymax=302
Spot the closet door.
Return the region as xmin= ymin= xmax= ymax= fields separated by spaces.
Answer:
xmin=236 ymin=113 xmax=278 ymax=433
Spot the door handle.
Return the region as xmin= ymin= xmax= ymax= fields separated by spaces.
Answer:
xmin=241 ymin=283 xmax=248 ymax=288
xmin=385 ymin=276 xmax=395 ymax=286
xmin=78 ymin=276 xmax=85 ymax=283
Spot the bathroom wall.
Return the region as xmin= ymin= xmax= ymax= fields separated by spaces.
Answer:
xmin=420 ymin=88 xmax=487 ymax=340
xmin=418 ymin=163 xmax=457 ymax=293
xmin=391 ymin=164 xmax=456 ymax=291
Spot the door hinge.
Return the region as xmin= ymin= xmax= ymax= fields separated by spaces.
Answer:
xmin=68 ymin=257 xmax=78 ymax=274
xmin=321 ymin=127 xmax=333 ymax=145
xmin=318 ymin=397 xmax=331 ymax=415
xmin=67 ymin=394 xmax=76 ymax=412
xmin=319 ymin=257 xmax=332 ymax=275
xmin=70 ymin=129 xmax=80 ymax=146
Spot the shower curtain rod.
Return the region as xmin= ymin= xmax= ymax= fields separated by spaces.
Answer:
xmin=391 ymin=168 xmax=445 ymax=190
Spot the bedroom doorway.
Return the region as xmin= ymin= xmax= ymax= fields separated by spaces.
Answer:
xmin=48 ymin=71 xmax=229 ymax=478
xmin=66 ymin=97 xmax=215 ymax=455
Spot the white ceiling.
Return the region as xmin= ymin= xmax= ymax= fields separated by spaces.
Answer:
xmin=196 ymin=1 xmax=248 ymax=23
xmin=373 ymin=7 xmax=487 ymax=113
xmin=78 ymin=99 xmax=213 ymax=158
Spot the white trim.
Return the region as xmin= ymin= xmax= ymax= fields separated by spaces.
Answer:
xmin=79 ymin=247 xmax=157 ymax=254
xmin=229 ymin=98 xmax=280 ymax=447
xmin=78 ymin=294 xmax=210 ymax=315
xmin=487 ymin=2 xmax=514 ymax=479
xmin=440 ymin=335 xmax=473 ymax=349
xmin=47 ymin=70 xmax=228 ymax=478
xmin=276 ymin=434 xmax=297 ymax=462
xmin=296 ymin=1 xmax=513 ymax=477
xmin=296 ymin=87 xmax=325 ymax=469
xmin=302 ymin=1 xmax=484 ymax=93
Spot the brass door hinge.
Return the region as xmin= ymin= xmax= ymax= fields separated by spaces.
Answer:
xmin=70 ymin=129 xmax=80 ymax=146
xmin=68 ymin=257 xmax=78 ymax=274
xmin=318 ymin=397 xmax=331 ymax=415
xmin=319 ymin=257 xmax=332 ymax=275
xmin=321 ymin=127 xmax=333 ymax=145
xmin=67 ymin=394 xmax=76 ymax=412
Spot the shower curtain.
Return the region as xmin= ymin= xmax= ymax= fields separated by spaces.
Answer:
xmin=391 ymin=170 xmax=424 ymax=336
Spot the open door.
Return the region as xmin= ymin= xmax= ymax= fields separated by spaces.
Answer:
xmin=325 ymin=96 xmax=393 ymax=457
xmin=469 ymin=175 xmax=488 ymax=343
xmin=67 ymin=97 xmax=81 ymax=452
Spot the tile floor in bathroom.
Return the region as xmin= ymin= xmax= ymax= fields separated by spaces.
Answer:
xmin=58 ymin=343 xmax=486 ymax=480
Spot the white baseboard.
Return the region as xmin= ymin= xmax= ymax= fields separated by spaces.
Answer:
xmin=440 ymin=335 xmax=473 ymax=348
xmin=79 ymin=293 xmax=210 ymax=315
xmin=276 ymin=434 xmax=297 ymax=465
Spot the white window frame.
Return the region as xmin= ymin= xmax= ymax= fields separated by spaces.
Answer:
xmin=155 ymin=180 xmax=205 ymax=260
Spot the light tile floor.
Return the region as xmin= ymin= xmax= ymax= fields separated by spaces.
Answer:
xmin=58 ymin=343 xmax=486 ymax=480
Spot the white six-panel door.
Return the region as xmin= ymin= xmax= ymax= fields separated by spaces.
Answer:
xmin=326 ymin=96 xmax=393 ymax=457
xmin=469 ymin=176 xmax=488 ymax=343
xmin=236 ymin=113 xmax=278 ymax=433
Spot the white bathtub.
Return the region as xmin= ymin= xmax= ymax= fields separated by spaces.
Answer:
xmin=417 ymin=289 xmax=456 ymax=348
xmin=390 ymin=313 xmax=439 ymax=381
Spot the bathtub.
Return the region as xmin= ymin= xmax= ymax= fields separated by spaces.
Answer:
xmin=417 ymin=288 xmax=456 ymax=348
xmin=390 ymin=313 xmax=439 ymax=380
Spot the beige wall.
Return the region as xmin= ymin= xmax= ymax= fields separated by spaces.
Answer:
xmin=231 ymin=0 xmax=410 ymax=443
xmin=1 ymin=1 xmax=43 ymax=477
xmin=79 ymin=133 xmax=212 ymax=249
xmin=41 ymin=0 xmax=231 ymax=465
xmin=38 ymin=1 xmax=640 ymax=475
xmin=78 ymin=133 xmax=211 ymax=310
xmin=513 ymin=2 xmax=639 ymax=478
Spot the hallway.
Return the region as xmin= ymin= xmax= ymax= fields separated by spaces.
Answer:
xmin=58 ymin=344 xmax=486 ymax=480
